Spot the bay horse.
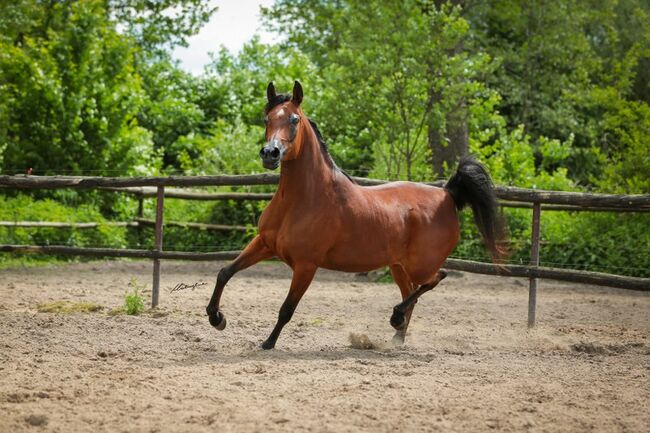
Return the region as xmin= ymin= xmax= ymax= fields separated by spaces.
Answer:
xmin=206 ymin=81 xmax=506 ymax=349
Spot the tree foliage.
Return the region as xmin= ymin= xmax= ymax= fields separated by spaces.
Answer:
xmin=264 ymin=0 xmax=493 ymax=180
xmin=263 ymin=0 xmax=649 ymax=190
xmin=466 ymin=0 xmax=650 ymax=190
xmin=0 ymin=0 xmax=648 ymax=276
xmin=108 ymin=0 xmax=216 ymax=53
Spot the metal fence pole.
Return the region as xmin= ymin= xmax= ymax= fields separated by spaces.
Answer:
xmin=152 ymin=186 xmax=164 ymax=308
xmin=528 ymin=202 xmax=541 ymax=327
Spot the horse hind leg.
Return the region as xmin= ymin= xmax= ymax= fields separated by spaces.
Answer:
xmin=390 ymin=270 xmax=448 ymax=340
xmin=389 ymin=265 xmax=417 ymax=345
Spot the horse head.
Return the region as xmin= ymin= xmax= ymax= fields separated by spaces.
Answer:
xmin=260 ymin=80 xmax=305 ymax=170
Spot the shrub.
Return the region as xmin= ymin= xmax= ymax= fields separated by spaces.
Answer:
xmin=0 ymin=194 xmax=127 ymax=266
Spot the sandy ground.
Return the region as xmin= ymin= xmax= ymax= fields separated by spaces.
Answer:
xmin=0 ymin=260 xmax=648 ymax=433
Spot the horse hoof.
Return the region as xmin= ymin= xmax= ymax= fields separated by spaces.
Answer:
xmin=392 ymin=333 xmax=406 ymax=346
xmin=390 ymin=310 xmax=405 ymax=330
xmin=208 ymin=311 xmax=227 ymax=330
xmin=260 ymin=340 xmax=275 ymax=350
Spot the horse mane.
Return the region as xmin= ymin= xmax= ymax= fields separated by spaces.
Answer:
xmin=307 ymin=119 xmax=356 ymax=184
xmin=264 ymin=93 xmax=355 ymax=184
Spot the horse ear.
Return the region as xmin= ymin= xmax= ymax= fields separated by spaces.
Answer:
xmin=291 ymin=80 xmax=303 ymax=105
xmin=267 ymin=82 xmax=276 ymax=102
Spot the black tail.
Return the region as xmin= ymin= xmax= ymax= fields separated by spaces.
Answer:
xmin=445 ymin=155 xmax=507 ymax=262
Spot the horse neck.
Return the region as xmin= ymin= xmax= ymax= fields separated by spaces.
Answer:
xmin=277 ymin=125 xmax=336 ymax=202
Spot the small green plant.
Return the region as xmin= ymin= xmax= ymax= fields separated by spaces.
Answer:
xmin=124 ymin=278 xmax=145 ymax=315
xmin=309 ymin=318 xmax=324 ymax=327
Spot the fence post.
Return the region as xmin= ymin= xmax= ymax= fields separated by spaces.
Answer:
xmin=137 ymin=194 xmax=144 ymax=218
xmin=152 ymin=186 xmax=164 ymax=308
xmin=528 ymin=202 xmax=541 ymax=328
xmin=136 ymin=194 xmax=144 ymax=247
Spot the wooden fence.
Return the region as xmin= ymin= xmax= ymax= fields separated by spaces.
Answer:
xmin=1 ymin=174 xmax=649 ymax=327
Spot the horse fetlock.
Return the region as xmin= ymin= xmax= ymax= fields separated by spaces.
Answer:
xmin=390 ymin=307 xmax=406 ymax=330
xmin=208 ymin=310 xmax=227 ymax=330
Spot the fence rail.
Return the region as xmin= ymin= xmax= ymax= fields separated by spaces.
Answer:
xmin=101 ymin=186 xmax=275 ymax=201
xmin=1 ymin=174 xmax=649 ymax=324
xmin=102 ymin=186 xmax=650 ymax=212
xmin=0 ymin=219 xmax=247 ymax=231
xmin=1 ymin=244 xmax=647 ymax=291
xmin=2 ymin=174 xmax=650 ymax=208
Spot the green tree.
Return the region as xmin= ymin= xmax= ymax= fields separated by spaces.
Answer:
xmin=204 ymin=38 xmax=317 ymax=126
xmin=0 ymin=0 xmax=154 ymax=176
xmin=263 ymin=0 xmax=495 ymax=180
xmin=108 ymin=0 xmax=217 ymax=54
xmin=0 ymin=0 xmax=220 ymax=176
xmin=466 ymin=0 xmax=650 ymax=189
xmin=136 ymin=58 xmax=206 ymax=171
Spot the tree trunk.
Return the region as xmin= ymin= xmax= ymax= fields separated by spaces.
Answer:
xmin=428 ymin=98 xmax=469 ymax=179
xmin=446 ymin=100 xmax=469 ymax=170
xmin=428 ymin=4 xmax=469 ymax=179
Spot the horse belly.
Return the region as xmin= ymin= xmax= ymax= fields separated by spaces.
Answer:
xmin=320 ymin=225 xmax=407 ymax=272
xmin=319 ymin=255 xmax=391 ymax=273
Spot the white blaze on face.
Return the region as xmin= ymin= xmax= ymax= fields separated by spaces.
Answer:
xmin=275 ymin=108 xmax=285 ymax=118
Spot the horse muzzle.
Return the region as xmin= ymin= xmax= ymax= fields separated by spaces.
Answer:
xmin=260 ymin=141 xmax=283 ymax=170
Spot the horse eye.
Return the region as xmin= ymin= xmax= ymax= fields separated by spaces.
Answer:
xmin=290 ymin=115 xmax=300 ymax=124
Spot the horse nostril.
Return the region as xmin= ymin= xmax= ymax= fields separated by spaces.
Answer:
xmin=259 ymin=148 xmax=265 ymax=158
xmin=271 ymin=147 xmax=280 ymax=158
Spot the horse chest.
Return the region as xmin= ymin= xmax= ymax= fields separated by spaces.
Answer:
xmin=259 ymin=206 xmax=336 ymax=263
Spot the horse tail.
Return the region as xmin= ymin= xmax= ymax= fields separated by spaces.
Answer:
xmin=445 ymin=155 xmax=508 ymax=262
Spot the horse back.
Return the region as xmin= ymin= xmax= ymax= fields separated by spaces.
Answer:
xmin=319 ymin=181 xmax=459 ymax=272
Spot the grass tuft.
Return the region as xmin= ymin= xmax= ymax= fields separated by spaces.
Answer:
xmin=124 ymin=278 xmax=145 ymax=315
xmin=37 ymin=300 xmax=103 ymax=314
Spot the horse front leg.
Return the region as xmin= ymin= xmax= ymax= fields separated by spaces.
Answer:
xmin=261 ymin=264 xmax=317 ymax=350
xmin=206 ymin=235 xmax=273 ymax=330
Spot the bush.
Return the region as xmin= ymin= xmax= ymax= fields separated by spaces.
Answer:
xmin=0 ymin=194 xmax=127 ymax=266
xmin=449 ymin=123 xmax=650 ymax=277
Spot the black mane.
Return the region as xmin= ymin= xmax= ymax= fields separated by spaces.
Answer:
xmin=307 ymin=119 xmax=329 ymax=158
xmin=307 ymin=119 xmax=355 ymax=183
